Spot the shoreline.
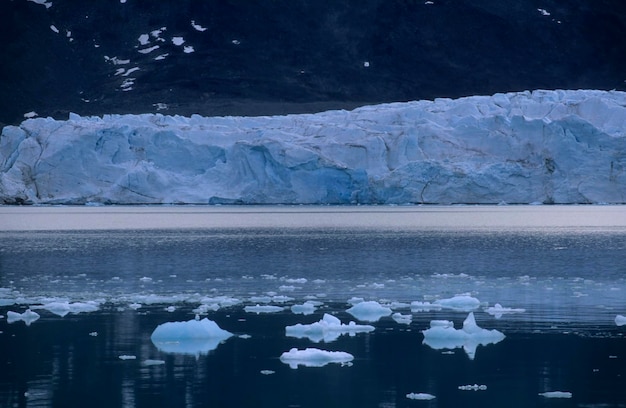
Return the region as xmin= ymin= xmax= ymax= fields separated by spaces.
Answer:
xmin=1 ymin=204 xmax=625 ymax=231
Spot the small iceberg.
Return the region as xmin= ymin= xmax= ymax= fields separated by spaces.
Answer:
xmin=539 ymin=391 xmax=572 ymax=398
xmin=286 ymin=313 xmax=374 ymax=343
xmin=392 ymin=313 xmax=412 ymax=325
xmin=484 ymin=303 xmax=525 ymax=319
xmin=615 ymin=315 xmax=626 ymax=326
xmin=279 ymin=347 xmax=354 ymax=369
xmin=33 ymin=301 xmax=99 ymax=317
xmin=422 ymin=312 xmax=505 ymax=359
xmin=406 ymin=392 xmax=436 ymax=400
xmin=150 ymin=318 xmax=233 ymax=355
xmin=346 ymin=301 xmax=392 ymax=322
xmin=244 ymin=304 xmax=285 ymax=314
xmin=410 ymin=301 xmax=442 ymax=312
xmin=434 ymin=295 xmax=480 ymax=311
xmin=291 ymin=301 xmax=320 ymax=315
xmin=7 ymin=309 xmax=40 ymax=326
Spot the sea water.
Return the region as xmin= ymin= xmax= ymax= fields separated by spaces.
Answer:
xmin=1 ymin=206 xmax=625 ymax=407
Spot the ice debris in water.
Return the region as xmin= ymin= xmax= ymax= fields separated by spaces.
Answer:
xmin=392 ymin=313 xmax=412 ymax=325
xmin=422 ymin=312 xmax=505 ymax=359
xmin=142 ymin=359 xmax=166 ymax=366
xmin=346 ymin=301 xmax=392 ymax=322
xmin=260 ymin=370 xmax=275 ymax=375
xmin=244 ymin=304 xmax=285 ymax=314
xmin=484 ymin=303 xmax=526 ymax=319
xmin=615 ymin=315 xmax=626 ymax=326
xmin=410 ymin=301 xmax=442 ymax=312
xmin=32 ymin=301 xmax=99 ymax=317
xmin=434 ymin=295 xmax=480 ymax=311
xmin=286 ymin=313 xmax=374 ymax=343
xmin=150 ymin=318 xmax=233 ymax=355
xmin=279 ymin=348 xmax=354 ymax=369
xmin=539 ymin=391 xmax=572 ymax=398
xmin=119 ymin=355 xmax=137 ymax=360
xmin=406 ymin=392 xmax=436 ymax=400
xmin=7 ymin=310 xmax=40 ymax=326
xmin=459 ymin=384 xmax=487 ymax=391
xmin=291 ymin=301 xmax=321 ymax=315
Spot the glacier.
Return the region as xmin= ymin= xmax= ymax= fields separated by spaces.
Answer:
xmin=1 ymin=89 xmax=625 ymax=205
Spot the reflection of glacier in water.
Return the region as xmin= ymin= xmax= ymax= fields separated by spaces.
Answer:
xmin=1 ymin=206 xmax=626 ymax=407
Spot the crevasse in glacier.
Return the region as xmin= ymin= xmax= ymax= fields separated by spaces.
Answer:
xmin=1 ymin=89 xmax=625 ymax=205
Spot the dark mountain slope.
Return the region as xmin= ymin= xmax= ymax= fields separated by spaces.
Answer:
xmin=1 ymin=0 xmax=625 ymax=125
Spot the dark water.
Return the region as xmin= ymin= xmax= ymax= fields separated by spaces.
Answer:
xmin=1 ymin=208 xmax=626 ymax=407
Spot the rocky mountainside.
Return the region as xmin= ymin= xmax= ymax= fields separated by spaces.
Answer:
xmin=2 ymin=0 xmax=625 ymax=126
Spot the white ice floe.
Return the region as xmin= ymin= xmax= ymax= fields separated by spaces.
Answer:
xmin=406 ymin=392 xmax=436 ymax=400
xmin=410 ymin=301 xmax=442 ymax=312
xmin=539 ymin=391 xmax=572 ymax=398
xmin=118 ymin=355 xmax=136 ymax=360
xmin=244 ymin=304 xmax=285 ymax=314
xmin=142 ymin=359 xmax=165 ymax=366
xmin=484 ymin=303 xmax=526 ymax=319
xmin=183 ymin=46 xmax=194 ymax=54
xmin=172 ymin=36 xmax=185 ymax=46
xmin=286 ymin=313 xmax=374 ymax=343
xmin=459 ymin=384 xmax=487 ymax=391
xmin=279 ymin=348 xmax=354 ymax=369
xmin=191 ymin=20 xmax=207 ymax=32
xmin=23 ymin=111 xmax=38 ymax=119
xmin=138 ymin=33 xmax=150 ymax=45
xmin=422 ymin=312 xmax=505 ymax=359
xmin=392 ymin=313 xmax=412 ymax=325
xmin=32 ymin=301 xmax=99 ymax=317
xmin=7 ymin=309 xmax=40 ymax=326
xmin=615 ymin=315 xmax=626 ymax=326
xmin=260 ymin=370 xmax=275 ymax=375
xmin=346 ymin=301 xmax=392 ymax=322
xmin=291 ymin=301 xmax=320 ymax=315
xmin=434 ymin=295 xmax=480 ymax=311
xmin=150 ymin=318 xmax=233 ymax=355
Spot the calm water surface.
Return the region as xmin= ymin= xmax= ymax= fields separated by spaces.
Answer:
xmin=1 ymin=206 xmax=625 ymax=407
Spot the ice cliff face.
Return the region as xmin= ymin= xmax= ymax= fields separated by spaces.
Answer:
xmin=1 ymin=89 xmax=625 ymax=205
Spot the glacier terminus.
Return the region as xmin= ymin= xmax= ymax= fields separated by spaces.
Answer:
xmin=1 ymin=89 xmax=625 ymax=205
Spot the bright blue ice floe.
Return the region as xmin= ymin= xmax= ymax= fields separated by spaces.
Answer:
xmin=150 ymin=318 xmax=233 ymax=355
xmin=6 ymin=309 xmax=40 ymax=326
xmin=346 ymin=301 xmax=392 ymax=322
xmin=286 ymin=313 xmax=375 ymax=343
xmin=2 ymin=89 xmax=625 ymax=205
xmin=422 ymin=312 xmax=505 ymax=359
xmin=279 ymin=348 xmax=354 ymax=368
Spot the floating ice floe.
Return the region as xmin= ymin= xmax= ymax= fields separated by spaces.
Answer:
xmin=615 ymin=315 xmax=626 ymax=326
xmin=150 ymin=318 xmax=233 ymax=355
xmin=539 ymin=391 xmax=572 ymax=398
xmin=291 ymin=301 xmax=320 ymax=315
xmin=346 ymin=301 xmax=392 ymax=322
xmin=410 ymin=301 xmax=442 ymax=312
xmin=7 ymin=310 xmax=40 ymax=326
xmin=32 ymin=301 xmax=99 ymax=317
xmin=434 ymin=295 xmax=480 ymax=311
xmin=286 ymin=313 xmax=374 ymax=343
xmin=422 ymin=312 xmax=505 ymax=359
xmin=406 ymin=392 xmax=436 ymax=400
xmin=244 ymin=304 xmax=285 ymax=314
xmin=484 ymin=303 xmax=526 ymax=319
xmin=279 ymin=348 xmax=354 ymax=369
xmin=119 ymin=355 xmax=136 ymax=360
xmin=142 ymin=359 xmax=165 ymax=366
xmin=260 ymin=370 xmax=275 ymax=375
xmin=392 ymin=313 xmax=412 ymax=325
xmin=459 ymin=384 xmax=487 ymax=391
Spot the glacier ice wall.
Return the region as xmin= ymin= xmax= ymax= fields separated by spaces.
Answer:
xmin=1 ymin=89 xmax=625 ymax=205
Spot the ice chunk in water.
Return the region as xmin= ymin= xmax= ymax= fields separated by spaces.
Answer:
xmin=484 ymin=303 xmax=525 ymax=318
xmin=7 ymin=309 xmax=40 ymax=326
xmin=279 ymin=347 xmax=354 ymax=368
xmin=150 ymin=318 xmax=233 ymax=355
xmin=435 ymin=295 xmax=480 ymax=311
xmin=34 ymin=301 xmax=99 ymax=317
xmin=539 ymin=391 xmax=572 ymax=398
xmin=244 ymin=304 xmax=285 ymax=314
xmin=346 ymin=301 xmax=392 ymax=322
xmin=286 ymin=313 xmax=374 ymax=343
xmin=422 ymin=312 xmax=505 ymax=359
xmin=406 ymin=392 xmax=436 ymax=400
xmin=615 ymin=315 xmax=626 ymax=326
